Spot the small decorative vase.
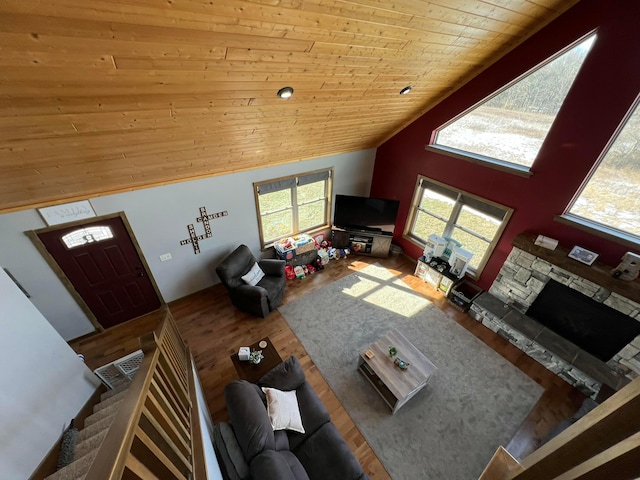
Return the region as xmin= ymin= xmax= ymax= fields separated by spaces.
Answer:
xmin=389 ymin=346 xmax=397 ymax=357
xmin=249 ymin=349 xmax=264 ymax=365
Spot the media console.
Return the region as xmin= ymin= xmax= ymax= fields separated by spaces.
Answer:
xmin=331 ymin=227 xmax=392 ymax=258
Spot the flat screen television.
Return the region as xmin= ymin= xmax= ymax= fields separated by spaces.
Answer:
xmin=333 ymin=194 xmax=400 ymax=235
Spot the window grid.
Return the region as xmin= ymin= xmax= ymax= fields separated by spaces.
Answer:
xmin=405 ymin=176 xmax=512 ymax=277
xmin=254 ymin=168 xmax=333 ymax=249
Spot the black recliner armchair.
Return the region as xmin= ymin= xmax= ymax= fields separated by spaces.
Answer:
xmin=215 ymin=244 xmax=286 ymax=318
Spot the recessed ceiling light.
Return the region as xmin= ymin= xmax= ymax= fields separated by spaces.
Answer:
xmin=277 ymin=87 xmax=294 ymax=99
xmin=400 ymin=86 xmax=413 ymax=95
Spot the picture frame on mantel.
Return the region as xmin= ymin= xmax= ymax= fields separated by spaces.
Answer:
xmin=568 ymin=245 xmax=599 ymax=266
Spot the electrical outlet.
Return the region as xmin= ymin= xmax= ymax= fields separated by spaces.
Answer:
xmin=159 ymin=253 xmax=172 ymax=262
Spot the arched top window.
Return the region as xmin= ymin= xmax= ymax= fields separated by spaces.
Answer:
xmin=62 ymin=226 xmax=114 ymax=249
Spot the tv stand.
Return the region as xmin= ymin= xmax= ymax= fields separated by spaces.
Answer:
xmin=331 ymin=227 xmax=392 ymax=258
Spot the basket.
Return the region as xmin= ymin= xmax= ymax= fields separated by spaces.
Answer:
xmin=295 ymin=241 xmax=316 ymax=254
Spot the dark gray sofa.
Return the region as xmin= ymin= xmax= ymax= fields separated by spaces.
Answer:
xmin=213 ymin=356 xmax=369 ymax=480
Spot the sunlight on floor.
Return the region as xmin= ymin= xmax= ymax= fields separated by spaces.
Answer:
xmin=342 ymin=276 xmax=380 ymax=298
xmin=341 ymin=264 xmax=432 ymax=317
xmin=364 ymin=284 xmax=431 ymax=317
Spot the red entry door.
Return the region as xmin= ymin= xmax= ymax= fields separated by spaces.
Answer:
xmin=38 ymin=216 xmax=161 ymax=329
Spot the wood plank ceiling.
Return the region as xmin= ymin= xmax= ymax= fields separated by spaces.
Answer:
xmin=0 ymin=0 xmax=579 ymax=213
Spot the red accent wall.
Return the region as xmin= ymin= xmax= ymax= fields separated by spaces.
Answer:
xmin=372 ymin=0 xmax=640 ymax=290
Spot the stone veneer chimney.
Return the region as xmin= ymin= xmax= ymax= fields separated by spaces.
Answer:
xmin=470 ymin=236 xmax=640 ymax=396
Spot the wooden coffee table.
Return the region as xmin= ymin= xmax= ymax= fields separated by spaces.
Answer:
xmin=358 ymin=329 xmax=437 ymax=414
xmin=230 ymin=337 xmax=282 ymax=383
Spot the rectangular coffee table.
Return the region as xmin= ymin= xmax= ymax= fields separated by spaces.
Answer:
xmin=231 ymin=337 xmax=282 ymax=383
xmin=358 ymin=329 xmax=437 ymax=414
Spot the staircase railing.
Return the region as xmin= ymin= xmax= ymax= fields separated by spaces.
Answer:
xmin=85 ymin=308 xmax=206 ymax=480
xmin=478 ymin=376 xmax=640 ymax=480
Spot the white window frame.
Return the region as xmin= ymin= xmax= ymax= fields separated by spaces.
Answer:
xmin=254 ymin=168 xmax=333 ymax=249
xmin=404 ymin=175 xmax=513 ymax=278
xmin=561 ymin=97 xmax=640 ymax=248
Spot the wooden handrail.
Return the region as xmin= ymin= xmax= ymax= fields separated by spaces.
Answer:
xmin=479 ymin=376 xmax=640 ymax=480
xmin=83 ymin=308 xmax=199 ymax=480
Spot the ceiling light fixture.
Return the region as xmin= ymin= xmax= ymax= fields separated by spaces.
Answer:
xmin=277 ymin=86 xmax=294 ymax=99
xmin=399 ymin=86 xmax=413 ymax=95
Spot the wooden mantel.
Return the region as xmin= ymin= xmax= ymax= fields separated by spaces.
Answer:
xmin=513 ymin=233 xmax=640 ymax=305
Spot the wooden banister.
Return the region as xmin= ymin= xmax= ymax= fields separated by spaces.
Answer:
xmin=84 ymin=308 xmax=202 ymax=480
xmin=479 ymin=376 xmax=640 ymax=480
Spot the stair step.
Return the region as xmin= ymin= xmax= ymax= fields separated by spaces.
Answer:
xmin=77 ymin=413 xmax=116 ymax=444
xmin=85 ymin=398 xmax=123 ymax=427
xmin=44 ymin=448 xmax=97 ymax=480
xmin=75 ymin=427 xmax=108 ymax=459
xmin=100 ymin=381 xmax=131 ymax=402
xmin=94 ymin=389 xmax=127 ymax=413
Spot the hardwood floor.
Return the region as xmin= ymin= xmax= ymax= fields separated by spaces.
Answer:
xmin=70 ymin=253 xmax=586 ymax=478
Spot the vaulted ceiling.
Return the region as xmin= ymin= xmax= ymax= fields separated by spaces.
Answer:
xmin=0 ymin=0 xmax=579 ymax=213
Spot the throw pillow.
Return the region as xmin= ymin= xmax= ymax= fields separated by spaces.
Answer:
xmin=262 ymin=387 xmax=305 ymax=434
xmin=241 ymin=262 xmax=265 ymax=286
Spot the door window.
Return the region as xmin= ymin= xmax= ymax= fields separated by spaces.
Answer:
xmin=62 ymin=226 xmax=114 ymax=249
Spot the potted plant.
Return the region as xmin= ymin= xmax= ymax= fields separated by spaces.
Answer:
xmin=249 ymin=350 xmax=264 ymax=365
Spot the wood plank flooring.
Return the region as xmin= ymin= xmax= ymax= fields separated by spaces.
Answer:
xmin=70 ymin=253 xmax=587 ymax=478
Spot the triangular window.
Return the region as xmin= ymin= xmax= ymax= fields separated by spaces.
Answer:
xmin=433 ymin=35 xmax=596 ymax=171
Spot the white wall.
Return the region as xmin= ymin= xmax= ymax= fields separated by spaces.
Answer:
xmin=0 ymin=149 xmax=376 ymax=340
xmin=192 ymin=360 xmax=224 ymax=480
xmin=0 ymin=267 xmax=101 ymax=478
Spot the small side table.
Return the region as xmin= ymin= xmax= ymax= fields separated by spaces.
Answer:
xmin=230 ymin=337 xmax=283 ymax=383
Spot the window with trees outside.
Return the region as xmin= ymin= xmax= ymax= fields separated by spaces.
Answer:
xmin=405 ymin=176 xmax=513 ymax=277
xmin=431 ymin=35 xmax=595 ymax=172
xmin=254 ymin=168 xmax=333 ymax=248
xmin=566 ymin=98 xmax=640 ymax=243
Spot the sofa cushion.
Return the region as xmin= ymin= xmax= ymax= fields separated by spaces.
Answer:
xmin=257 ymin=274 xmax=286 ymax=310
xmin=250 ymin=450 xmax=310 ymax=480
xmin=212 ymin=422 xmax=250 ymax=480
xmin=224 ymin=380 xmax=275 ymax=462
xmin=286 ymin=381 xmax=331 ymax=451
xmin=262 ymin=387 xmax=305 ymax=434
xmin=293 ymin=422 xmax=366 ymax=480
xmin=258 ymin=356 xmax=306 ymax=391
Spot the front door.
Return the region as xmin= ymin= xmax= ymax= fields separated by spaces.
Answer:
xmin=37 ymin=215 xmax=161 ymax=329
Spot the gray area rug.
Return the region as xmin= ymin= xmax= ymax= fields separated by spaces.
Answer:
xmin=279 ymin=264 xmax=543 ymax=479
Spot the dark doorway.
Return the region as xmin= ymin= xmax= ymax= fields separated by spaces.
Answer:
xmin=36 ymin=214 xmax=162 ymax=329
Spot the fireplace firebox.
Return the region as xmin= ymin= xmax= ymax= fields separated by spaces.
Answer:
xmin=527 ymin=279 xmax=640 ymax=362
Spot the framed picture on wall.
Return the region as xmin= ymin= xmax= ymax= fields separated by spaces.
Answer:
xmin=568 ymin=245 xmax=599 ymax=266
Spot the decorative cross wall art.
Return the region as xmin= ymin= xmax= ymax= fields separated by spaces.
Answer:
xmin=180 ymin=206 xmax=228 ymax=254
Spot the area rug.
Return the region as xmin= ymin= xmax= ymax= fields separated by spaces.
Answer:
xmin=278 ymin=263 xmax=543 ymax=479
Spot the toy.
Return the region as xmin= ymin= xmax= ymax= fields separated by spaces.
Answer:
xmin=294 ymin=265 xmax=305 ymax=279
xmin=311 ymin=256 xmax=324 ymax=271
xmin=284 ymin=265 xmax=295 ymax=280
xmin=317 ymin=249 xmax=330 ymax=265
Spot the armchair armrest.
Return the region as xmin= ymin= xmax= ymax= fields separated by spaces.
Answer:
xmin=259 ymin=258 xmax=286 ymax=277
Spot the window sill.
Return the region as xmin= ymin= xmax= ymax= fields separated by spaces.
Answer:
xmin=425 ymin=145 xmax=533 ymax=178
xmin=401 ymin=233 xmax=480 ymax=279
xmin=555 ymin=215 xmax=640 ymax=250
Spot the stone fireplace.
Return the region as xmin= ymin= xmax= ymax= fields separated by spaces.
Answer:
xmin=470 ymin=234 xmax=640 ymax=397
